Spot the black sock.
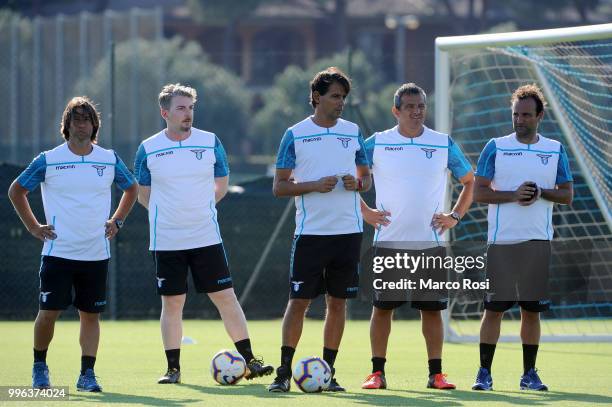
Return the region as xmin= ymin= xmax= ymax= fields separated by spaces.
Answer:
xmin=235 ymin=339 xmax=254 ymax=363
xmin=81 ymin=356 xmax=96 ymax=374
xmin=428 ymin=358 xmax=442 ymax=376
xmin=34 ymin=348 xmax=47 ymax=364
xmin=165 ymin=348 xmax=180 ymax=371
xmin=522 ymin=344 xmax=539 ymax=375
xmin=479 ymin=343 xmax=496 ymax=372
xmin=323 ymin=347 xmax=338 ymax=369
xmin=280 ymin=346 xmax=295 ymax=370
xmin=371 ymin=357 xmax=386 ymax=374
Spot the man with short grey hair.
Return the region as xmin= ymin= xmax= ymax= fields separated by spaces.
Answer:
xmin=360 ymin=83 xmax=474 ymax=390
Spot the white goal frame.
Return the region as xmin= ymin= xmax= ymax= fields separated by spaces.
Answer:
xmin=435 ymin=23 xmax=612 ymax=343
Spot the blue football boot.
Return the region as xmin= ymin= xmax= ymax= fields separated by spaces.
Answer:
xmin=32 ymin=362 xmax=50 ymax=389
xmin=472 ymin=367 xmax=493 ymax=391
xmin=520 ymin=368 xmax=548 ymax=391
xmin=77 ymin=368 xmax=102 ymax=392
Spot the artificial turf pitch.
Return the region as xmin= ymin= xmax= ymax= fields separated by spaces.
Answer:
xmin=1 ymin=319 xmax=610 ymax=406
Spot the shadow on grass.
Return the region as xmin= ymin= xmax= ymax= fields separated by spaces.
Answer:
xmin=68 ymin=391 xmax=199 ymax=406
xmin=67 ymin=384 xmax=612 ymax=406
xmin=378 ymin=388 xmax=612 ymax=407
xmin=182 ymin=382 xmax=417 ymax=405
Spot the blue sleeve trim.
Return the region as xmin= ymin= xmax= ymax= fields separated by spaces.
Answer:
xmin=113 ymin=152 xmax=136 ymax=190
xmin=364 ymin=134 xmax=375 ymax=168
xmin=134 ymin=143 xmax=151 ymax=186
xmin=447 ymin=136 xmax=472 ymax=179
xmin=17 ymin=153 xmax=47 ymax=191
xmin=275 ymin=129 xmax=296 ymax=169
xmin=556 ymin=144 xmax=573 ymax=184
xmin=355 ymin=130 xmax=370 ymax=166
xmin=475 ymin=139 xmax=496 ymax=180
xmin=214 ymin=136 xmax=230 ymax=177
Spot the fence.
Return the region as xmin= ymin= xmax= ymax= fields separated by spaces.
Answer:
xmin=1 ymin=163 xmax=407 ymax=320
xmin=0 ymin=8 xmax=164 ymax=167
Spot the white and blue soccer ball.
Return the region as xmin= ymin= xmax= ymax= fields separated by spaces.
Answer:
xmin=210 ymin=349 xmax=246 ymax=385
xmin=292 ymin=356 xmax=331 ymax=393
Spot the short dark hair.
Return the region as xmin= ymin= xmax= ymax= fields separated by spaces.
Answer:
xmin=60 ymin=96 xmax=101 ymax=141
xmin=511 ymin=84 xmax=546 ymax=115
xmin=310 ymin=67 xmax=351 ymax=108
xmin=393 ymin=83 xmax=427 ymax=109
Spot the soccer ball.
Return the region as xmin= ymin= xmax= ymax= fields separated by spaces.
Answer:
xmin=210 ymin=349 xmax=246 ymax=385
xmin=292 ymin=356 xmax=331 ymax=393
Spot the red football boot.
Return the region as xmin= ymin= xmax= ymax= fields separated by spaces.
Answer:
xmin=427 ymin=373 xmax=456 ymax=389
xmin=362 ymin=371 xmax=387 ymax=389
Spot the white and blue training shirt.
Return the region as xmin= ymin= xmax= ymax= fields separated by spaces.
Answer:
xmin=365 ymin=126 xmax=472 ymax=245
xmin=17 ymin=143 xmax=135 ymax=261
xmin=276 ymin=117 xmax=369 ymax=236
xmin=475 ymin=133 xmax=572 ymax=243
xmin=134 ymin=128 xmax=229 ymax=251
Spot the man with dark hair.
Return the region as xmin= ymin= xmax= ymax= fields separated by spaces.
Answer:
xmin=360 ymin=83 xmax=474 ymax=390
xmin=8 ymin=96 xmax=138 ymax=392
xmin=309 ymin=67 xmax=351 ymax=108
xmin=134 ymin=83 xmax=273 ymax=384
xmin=472 ymin=84 xmax=573 ymax=391
xmin=268 ymin=67 xmax=372 ymax=392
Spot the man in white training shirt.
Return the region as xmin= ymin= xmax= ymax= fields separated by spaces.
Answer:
xmin=471 ymin=84 xmax=573 ymax=392
xmin=8 ymin=96 xmax=138 ymax=392
xmin=268 ymin=67 xmax=372 ymax=393
xmin=360 ymin=83 xmax=474 ymax=390
xmin=134 ymin=83 xmax=272 ymax=384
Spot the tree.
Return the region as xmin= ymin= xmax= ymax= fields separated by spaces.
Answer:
xmin=78 ymin=36 xmax=250 ymax=161
xmin=252 ymin=50 xmax=383 ymax=154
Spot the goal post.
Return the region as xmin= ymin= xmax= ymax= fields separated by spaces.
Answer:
xmin=435 ymin=23 xmax=612 ymax=343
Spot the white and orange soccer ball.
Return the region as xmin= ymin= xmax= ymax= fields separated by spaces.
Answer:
xmin=210 ymin=349 xmax=246 ymax=385
xmin=292 ymin=356 xmax=331 ymax=393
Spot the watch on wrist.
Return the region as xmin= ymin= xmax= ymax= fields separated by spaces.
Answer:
xmin=114 ymin=219 xmax=124 ymax=229
xmin=450 ymin=211 xmax=461 ymax=224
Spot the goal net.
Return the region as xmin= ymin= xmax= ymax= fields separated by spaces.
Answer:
xmin=435 ymin=23 xmax=612 ymax=342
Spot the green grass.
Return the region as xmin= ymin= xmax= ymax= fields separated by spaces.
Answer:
xmin=1 ymin=320 xmax=611 ymax=406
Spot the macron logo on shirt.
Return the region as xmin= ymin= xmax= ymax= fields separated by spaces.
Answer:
xmin=55 ymin=164 xmax=75 ymax=170
xmin=156 ymin=151 xmax=174 ymax=158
